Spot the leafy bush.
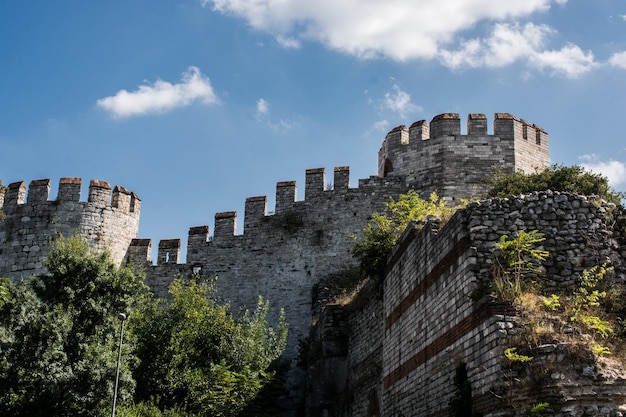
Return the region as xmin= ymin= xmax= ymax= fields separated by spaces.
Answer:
xmin=130 ymin=277 xmax=288 ymax=417
xmin=488 ymin=164 xmax=624 ymax=204
xmin=0 ymin=236 xmax=288 ymax=417
xmin=352 ymin=191 xmax=460 ymax=281
xmin=528 ymin=402 xmax=550 ymax=417
xmin=0 ymin=235 xmax=148 ymax=417
xmin=542 ymin=294 xmax=561 ymax=311
xmin=504 ymin=347 xmax=533 ymax=363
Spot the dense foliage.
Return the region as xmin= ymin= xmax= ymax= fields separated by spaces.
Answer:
xmin=488 ymin=164 xmax=624 ymax=204
xmin=352 ymin=191 xmax=459 ymax=281
xmin=0 ymin=236 xmax=148 ymax=416
xmin=128 ymin=278 xmax=287 ymax=417
xmin=0 ymin=236 xmax=288 ymax=417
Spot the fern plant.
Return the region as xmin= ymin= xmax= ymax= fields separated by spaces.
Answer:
xmin=493 ymin=230 xmax=548 ymax=301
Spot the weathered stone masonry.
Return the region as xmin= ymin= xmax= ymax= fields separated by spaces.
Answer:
xmin=0 ymin=178 xmax=140 ymax=279
xmin=129 ymin=170 xmax=410 ymax=405
xmin=13 ymin=113 xmax=623 ymax=416
xmin=378 ymin=112 xmax=549 ymax=201
xmin=333 ymin=192 xmax=626 ymax=417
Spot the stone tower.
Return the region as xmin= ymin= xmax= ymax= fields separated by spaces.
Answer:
xmin=0 ymin=178 xmax=140 ymax=279
xmin=378 ymin=113 xmax=549 ymax=201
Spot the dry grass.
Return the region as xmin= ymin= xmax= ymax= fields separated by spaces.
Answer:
xmin=510 ymin=289 xmax=626 ymax=368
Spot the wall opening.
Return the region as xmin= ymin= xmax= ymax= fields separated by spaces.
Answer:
xmin=383 ymin=159 xmax=393 ymax=177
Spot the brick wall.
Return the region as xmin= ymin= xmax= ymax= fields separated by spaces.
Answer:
xmin=377 ymin=194 xmax=625 ymax=416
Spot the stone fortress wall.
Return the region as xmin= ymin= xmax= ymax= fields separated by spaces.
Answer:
xmin=0 ymin=178 xmax=140 ymax=279
xmin=120 ymin=113 xmax=550 ymax=405
xmin=11 ymin=113 xmax=624 ymax=416
xmin=380 ymin=192 xmax=626 ymax=416
xmin=126 ymin=168 xmax=410 ymax=404
xmin=311 ymin=192 xmax=626 ymax=417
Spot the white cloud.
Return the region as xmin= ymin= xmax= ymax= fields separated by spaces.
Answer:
xmin=256 ymin=98 xmax=270 ymax=117
xmin=372 ymin=119 xmax=390 ymax=133
xmin=439 ymin=23 xmax=596 ymax=78
xmin=580 ymin=155 xmax=626 ymax=188
xmin=381 ymin=83 xmax=421 ymax=118
xmin=609 ymin=51 xmax=626 ymax=69
xmin=253 ymin=98 xmax=298 ymax=131
xmin=203 ymin=0 xmax=584 ymax=73
xmin=97 ymin=66 xmax=218 ymax=118
xmin=365 ymin=83 xmax=419 ymax=136
xmin=276 ymin=35 xmax=301 ymax=49
xmin=531 ymin=44 xmax=596 ymax=78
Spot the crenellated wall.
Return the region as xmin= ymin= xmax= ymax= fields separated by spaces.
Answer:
xmin=2 ymin=111 xmax=579 ymax=416
xmin=378 ymin=113 xmax=550 ymax=201
xmin=0 ymin=178 xmax=140 ymax=279
xmin=128 ymin=167 xmax=409 ymax=406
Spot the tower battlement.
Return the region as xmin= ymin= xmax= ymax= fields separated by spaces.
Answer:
xmin=1 ymin=178 xmax=140 ymax=214
xmin=0 ymin=177 xmax=141 ymax=279
xmin=378 ymin=112 xmax=550 ymax=200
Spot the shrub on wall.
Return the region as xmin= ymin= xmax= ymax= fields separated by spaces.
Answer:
xmin=488 ymin=164 xmax=624 ymax=204
xmin=352 ymin=191 xmax=460 ymax=281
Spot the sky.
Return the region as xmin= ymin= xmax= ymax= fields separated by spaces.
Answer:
xmin=1 ymin=0 xmax=625 ymax=263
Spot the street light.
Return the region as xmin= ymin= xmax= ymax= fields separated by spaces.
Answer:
xmin=111 ymin=312 xmax=127 ymax=417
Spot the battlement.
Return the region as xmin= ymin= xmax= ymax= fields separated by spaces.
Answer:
xmin=0 ymin=177 xmax=141 ymax=278
xmin=378 ymin=112 xmax=550 ymax=199
xmin=380 ymin=112 xmax=548 ymax=147
xmin=133 ymin=165 xmax=408 ymax=267
xmin=1 ymin=177 xmax=141 ymax=214
xmin=158 ymin=239 xmax=181 ymax=264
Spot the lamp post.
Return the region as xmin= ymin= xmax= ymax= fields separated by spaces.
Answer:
xmin=111 ymin=312 xmax=127 ymax=417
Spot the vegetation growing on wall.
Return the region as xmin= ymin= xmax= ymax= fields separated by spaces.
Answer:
xmin=486 ymin=231 xmax=626 ymax=413
xmin=491 ymin=230 xmax=549 ymax=302
xmin=490 ymin=231 xmax=626 ymax=372
xmin=488 ymin=164 xmax=624 ymax=204
xmin=352 ymin=190 xmax=460 ymax=282
xmin=0 ymin=235 xmax=288 ymax=417
xmin=264 ymin=210 xmax=304 ymax=235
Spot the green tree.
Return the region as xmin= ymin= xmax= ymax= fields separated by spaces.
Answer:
xmin=129 ymin=277 xmax=288 ymax=417
xmin=352 ymin=191 xmax=459 ymax=281
xmin=1 ymin=235 xmax=288 ymax=417
xmin=488 ymin=164 xmax=624 ymax=204
xmin=0 ymin=235 xmax=149 ymax=417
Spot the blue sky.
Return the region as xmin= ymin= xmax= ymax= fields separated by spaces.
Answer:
xmin=1 ymin=0 xmax=625 ymax=262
